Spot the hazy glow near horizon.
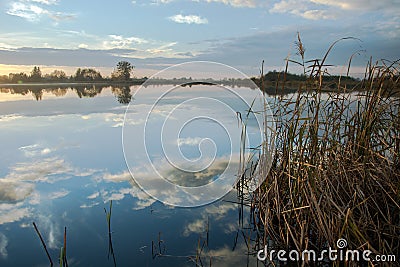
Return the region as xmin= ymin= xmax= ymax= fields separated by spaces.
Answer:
xmin=0 ymin=0 xmax=398 ymax=76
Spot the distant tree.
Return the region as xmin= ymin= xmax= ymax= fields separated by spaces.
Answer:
xmin=9 ymin=72 xmax=28 ymax=83
xmin=74 ymin=68 xmax=102 ymax=81
xmin=0 ymin=75 xmax=9 ymax=83
xmin=82 ymin=69 xmax=102 ymax=81
xmin=75 ymin=68 xmax=83 ymax=81
xmin=112 ymin=61 xmax=134 ymax=81
xmin=48 ymin=70 xmax=67 ymax=81
xmin=30 ymin=66 xmax=42 ymax=81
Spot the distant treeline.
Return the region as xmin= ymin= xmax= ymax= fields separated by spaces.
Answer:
xmin=250 ymin=70 xmax=367 ymax=94
xmin=4 ymin=65 xmax=392 ymax=94
xmin=0 ymin=61 xmax=139 ymax=84
xmin=251 ymin=70 xmax=358 ymax=85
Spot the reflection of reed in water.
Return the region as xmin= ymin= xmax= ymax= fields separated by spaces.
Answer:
xmin=151 ymin=218 xmax=213 ymax=267
xmin=105 ymin=200 xmax=117 ymax=267
xmin=32 ymin=222 xmax=69 ymax=267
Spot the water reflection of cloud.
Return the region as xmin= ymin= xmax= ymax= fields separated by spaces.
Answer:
xmin=0 ymin=153 xmax=97 ymax=225
xmin=125 ymin=155 xmax=241 ymax=206
xmin=2 ymin=156 xmax=96 ymax=187
xmin=0 ymin=203 xmax=31 ymax=225
xmin=183 ymin=201 xmax=237 ymax=237
xmin=80 ymin=202 xmax=100 ymax=209
xmin=48 ymin=189 xmax=70 ymax=200
xmin=165 ymin=160 xmax=229 ymax=187
xmin=35 ymin=214 xmax=61 ymax=250
xmin=0 ymin=114 xmax=23 ymax=122
xmin=0 ymin=233 xmax=8 ymax=259
xmin=222 ymin=222 xmax=238 ymax=234
xmin=0 ymin=180 xmax=34 ymax=202
xmin=103 ymin=171 xmax=133 ymax=183
xmin=19 ymin=143 xmax=56 ymax=157
xmin=183 ymin=219 xmax=207 ymax=236
xmin=93 ymin=171 xmax=156 ymax=210
xmin=204 ymin=244 xmax=257 ymax=267
xmin=204 ymin=202 xmax=237 ymax=220
xmin=87 ymin=192 xmax=99 ymax=199
xmin=78 ymin=112 xmax=145 ymax=128
xmin=2 ymin=157 xmax=73 ymax=186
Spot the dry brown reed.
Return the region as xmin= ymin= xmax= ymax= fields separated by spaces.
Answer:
xmin=247 ymin=36 xmax=400 ymax=266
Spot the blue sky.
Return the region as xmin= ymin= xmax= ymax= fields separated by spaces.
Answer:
xmin=0 ymin=0 xmax=399 ymax=77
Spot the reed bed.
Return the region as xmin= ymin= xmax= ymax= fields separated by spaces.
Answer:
xmin=247 ymin=36 xmax=400 ymax=266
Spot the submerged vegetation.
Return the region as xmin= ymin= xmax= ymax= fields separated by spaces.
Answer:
xmin=241 ymin=36 xmax=400 ymax=266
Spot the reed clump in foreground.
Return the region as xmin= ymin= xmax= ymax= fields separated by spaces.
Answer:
xmin=248 ymin=36 xmax=400 ymax=266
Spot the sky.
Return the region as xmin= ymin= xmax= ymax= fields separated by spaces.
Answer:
xmin=0 ymin=0 xmax=399 ymax=78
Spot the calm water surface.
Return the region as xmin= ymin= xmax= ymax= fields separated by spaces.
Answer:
xmin=0 ymin=84 xmax=262 ymax=267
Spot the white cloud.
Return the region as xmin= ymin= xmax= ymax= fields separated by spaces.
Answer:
xmin=6 ymin=1 xmax=75 ymax=22
xmin=299 ymin=9 xmax=334 ymax=20
xmin=154 ymin=0 xmax=261 ymax=7
xmin=178 ymin=137 xmax=203 ymax=146
xmin=310 ymin=0 xmax=400 ymax=13
xmin=270 ymin=0 xmax=338 ymax=20
xmin=146 ymin=42 xmax=177 ymax=55
xmin=309 ymin=0 xmax=352 ymax=9
xmin=78 ymin=43 xmax=88 ymax=49
xmin=270 ymin=0 xmax=400 ymax=20
xmin=29 ymin=0 xmax=59 ymax=5
xmin=150 ymin=0 xmax=174 ymax=5
xmin=168 ymin=14 xmax=208 ymax=24
xmin=7 ymin=2 xmax=47 ymax=21
xmin=41 ymin=148 xmax=52 ymax=155
xmin=103 ymin=35 xmax=148 ymax=49
xmin=47 ymin=12 xmax=76 ymax=21
xmin=202 ymin=0 xmax=260 ymax=7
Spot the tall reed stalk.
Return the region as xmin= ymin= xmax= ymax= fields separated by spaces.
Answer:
xmin=246 ymin=35 xmax=400 ymax=266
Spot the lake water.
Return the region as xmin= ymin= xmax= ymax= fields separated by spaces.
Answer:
xmin=0 ymin=83 xmax=267 ymax=267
